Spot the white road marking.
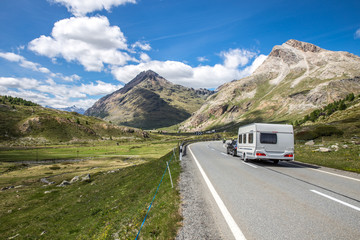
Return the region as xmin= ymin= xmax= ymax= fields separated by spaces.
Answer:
xmin=311 ymin=190 xmax=360 ymax=212
xmin=189 ymin=146 xmax=247 ymax=240
xmin=311 ymin=169 xmax=360 ymax=182
xmin=286 ymin=162 xmax=360 ymax=182
xmin=241 ymin=161 xmax=258 ymax=168
xmin=221 ymin=152 xmax=228 ymax=156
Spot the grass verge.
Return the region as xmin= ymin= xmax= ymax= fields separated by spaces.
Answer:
xmin=295 ymin=142 xmax=360 ymax=173
xmin=0 ymin=148 xmax=181 ymax=239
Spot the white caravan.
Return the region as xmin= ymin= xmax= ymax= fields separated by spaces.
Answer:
xmin=236 ymin=123 xmax=294 ymax=164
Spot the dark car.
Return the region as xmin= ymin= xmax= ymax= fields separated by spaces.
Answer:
xmin=226 ymin=140 xmax=237 ymax=156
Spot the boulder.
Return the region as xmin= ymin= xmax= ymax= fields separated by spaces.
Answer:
xmin=70 ymin=176 xmax=80 ymax=184
xmin=330 ymin=145 xmax=339 ymax=151
xmin=81 ymin=174 xmax=91 ymax=182
xmin=319 ymin=147 xmax=332 ymax=152
xmin=305 ymin=140 xmax=315 ymax=146
xmin=57 ymin=180 xmax=70 ymax=187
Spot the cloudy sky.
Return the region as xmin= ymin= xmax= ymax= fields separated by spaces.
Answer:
xmin=0 ymin=0 xmax=359 ymax=109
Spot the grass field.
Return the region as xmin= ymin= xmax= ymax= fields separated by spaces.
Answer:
xmin=295 ymin=141 xmax=360 ymax=173
xmin=0 ymin=141 xmax=181 ymax=239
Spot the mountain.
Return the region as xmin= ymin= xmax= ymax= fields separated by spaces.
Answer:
xmin=180 ymin=39 xmax=360 ymax=131
xmin=46 ymin=105 xmax=86 ymax=114
xmin=85 ymin=70 xmax=213 ymax=129
xmin=0 ymin=96 xmax=148 ymax=144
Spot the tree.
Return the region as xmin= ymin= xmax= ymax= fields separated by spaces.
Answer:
xmin=339 ymin=102 xmax=347 ymax=110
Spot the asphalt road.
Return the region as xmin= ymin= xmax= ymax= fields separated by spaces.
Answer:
xmin=179 ymin=141 xmax=360 ymax=240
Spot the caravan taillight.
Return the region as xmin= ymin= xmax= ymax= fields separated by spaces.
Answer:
xmin=284 ymin=154 xmax=293 ymax=157
xmin=256 ymin=152 xmax=266 ymax=156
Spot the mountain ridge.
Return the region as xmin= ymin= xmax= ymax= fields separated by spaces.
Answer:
xmin=180 ymin=39 xmax=360 ymax=131
xmin=85 ymin=70 xmax=214 ymax=129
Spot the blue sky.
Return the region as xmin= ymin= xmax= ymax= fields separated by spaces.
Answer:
xmin=0 ymin=0 xmax=359 ymax=109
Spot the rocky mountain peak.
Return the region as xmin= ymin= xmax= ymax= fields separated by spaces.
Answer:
xmin=284 ymin=39 xmax=322 ymax=53
xmin=120 ymin=70 xmax=165 ymax=94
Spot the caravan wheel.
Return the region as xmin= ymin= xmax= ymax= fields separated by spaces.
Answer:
xmin=243 ymin=153 xmax=249 ymax=162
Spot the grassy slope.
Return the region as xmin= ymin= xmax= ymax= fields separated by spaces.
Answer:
xmin=0 ymin=100 xmax=145 ymax=144
xmin=0 ymin=145 xmax=181 ymax=239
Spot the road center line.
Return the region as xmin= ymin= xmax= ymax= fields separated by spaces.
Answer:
xmin=311 ymin=190 xmax=360 ymax=212
xmin=189 ymin=146 xmax=247 ymax=240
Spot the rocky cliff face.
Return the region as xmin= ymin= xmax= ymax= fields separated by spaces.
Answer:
xmin=85 ymin=70 xmax=213 ymax=129
xmin=180 ymin=39 xmax=360 ymax=131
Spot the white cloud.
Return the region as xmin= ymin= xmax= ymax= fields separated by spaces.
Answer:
xmin=355 ymin=28 xmax=360 ymax=39
xmin=240 ymin=54 xmax=267 ymax=77
xmin=29 ymin=16 xmax=135 ymax=72
xmin=77 ymin=81 xmax=121 ymax=96
xmin=0 ymin=51 xmax=81 ymax=82
xmin=197 ymin=56 xmax=208 ymax=62
xmin=50 ymin=0 xmax=137 ymax=17
xmin=112 ymin=48 xmax=263 ymax=89
xmin=132 ymin=41 xmax=151 ymax=51
xmin=0 ymin=52 xmax=49 ymax=73
xmin=220 ymin=48 xmax=257 ymax=69
xmin=0 ymin=75 xmax=121 ymax=109
xmin=0 ymin=52 xmax=23 ymax=62
xmin=0 ymin=77 xmax=40 ymax=89
xmin=140 ymin=53 xmax=151 ymax=62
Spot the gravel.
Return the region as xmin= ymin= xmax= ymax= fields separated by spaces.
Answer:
xmin=176 ymin=152 xmax=224 ymax=240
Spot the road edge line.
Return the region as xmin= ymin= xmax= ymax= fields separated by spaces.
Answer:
xmin=189 ymin=145 xmax=246 ymax=240
xmin=310 ymin=190 xmax=360 ymax=212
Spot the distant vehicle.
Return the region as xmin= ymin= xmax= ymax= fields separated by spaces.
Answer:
xmin=236 ymin=123 xmax=294 ymax=164
xmin=226 ymin=140 xmax=237 ymax=156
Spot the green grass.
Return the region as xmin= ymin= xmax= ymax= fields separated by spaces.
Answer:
xmin=295 ymin=142 xmax=360 ymax=173
xmin=0 ymin=141 xmax=177 ymax=162
xmin=0 ymin=148 xmax=181 ymax=239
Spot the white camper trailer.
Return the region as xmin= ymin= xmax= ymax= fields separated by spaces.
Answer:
xmin=236 ymin=123 xmax=294 ymax=164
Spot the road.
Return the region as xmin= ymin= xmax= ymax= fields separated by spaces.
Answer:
xmin=178 ymin=141 xmax=360 ymax=240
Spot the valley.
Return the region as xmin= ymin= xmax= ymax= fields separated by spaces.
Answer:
xmin=1 ymin=39 xmax=360 ymax=239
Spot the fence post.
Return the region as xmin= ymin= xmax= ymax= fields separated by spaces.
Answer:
xmin=167 ymin=161 xmax=173 ymax=188
xmin=179 ymin=145 xmax=183 ymax=161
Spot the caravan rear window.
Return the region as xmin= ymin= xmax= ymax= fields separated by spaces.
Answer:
xmin=260 ymin=133 xmax=277 ymax=144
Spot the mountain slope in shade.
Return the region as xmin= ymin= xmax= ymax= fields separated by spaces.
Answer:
xmin=85 ymin=70 xmax=213 ymax=129
xmin=180 ymin=39 xmax=360 ymax=131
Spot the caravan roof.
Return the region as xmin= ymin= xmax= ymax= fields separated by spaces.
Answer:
xmin=239 ymin=123 xmax=293 ymax=133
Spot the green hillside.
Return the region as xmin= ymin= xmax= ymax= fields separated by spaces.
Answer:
xmin=0 ymin=96 xmax=148 ymax=145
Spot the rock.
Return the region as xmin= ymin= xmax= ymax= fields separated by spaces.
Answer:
xmin=81 ymin=174 xmax=91 ymax=182
xmin=343 ymin=145 xmax=349 ymax=149
xmin=41 ymin=178 xmax=51 ymax=184
xmin=14 ymin=185 xmax=23 ymax=189
xmin=57 ymin=180 xmax=70 ymax=187
xmin=1 ymin=186 xmax=14 ymax=191
xmin=305 ymin=140 xmax=315 ymax=146
xmin=40 ymin=231 xmax=46 ymax=235
xmin=70 ymin=176 xmax=80 ymax=184
xmin=44 ymin=191 xmax=52 ymax=194
xmin=319 ymin=147 xmax=332 ymax=152
xmin=330 ymin=145 xmax=339 ymax=151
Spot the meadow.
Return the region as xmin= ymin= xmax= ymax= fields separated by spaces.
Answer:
xmin=0 ymin=139 xmax=181 ymax=239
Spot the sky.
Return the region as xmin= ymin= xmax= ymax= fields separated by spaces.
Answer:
xmin=0 ymin=0 xmax=359 ymax=109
